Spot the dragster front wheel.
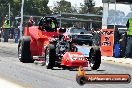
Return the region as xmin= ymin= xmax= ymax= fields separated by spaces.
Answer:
xmin=89 ymin=47 xmax=101 ymax=70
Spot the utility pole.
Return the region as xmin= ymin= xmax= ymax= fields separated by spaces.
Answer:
xmin=60 ymin=11 xmax=62 ymax=28
xmin=9 ymin=3 xmax=10 ymax=21
xmin=114 ymin=1 xmax=116 ymax=30
xmin=20 ymin=0 xmax=24 ymax=38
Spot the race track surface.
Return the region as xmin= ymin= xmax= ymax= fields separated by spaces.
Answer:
xmin=0 ymin=42 xmax=131 ymax=88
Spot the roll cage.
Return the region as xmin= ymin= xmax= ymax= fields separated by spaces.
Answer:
xmin=38 ymin=17 xmax=58 ymax=32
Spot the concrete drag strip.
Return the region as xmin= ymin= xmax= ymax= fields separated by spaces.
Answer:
xmin=0 ymin=72 xmax=31 ymax=88
xmin=0 ymin=78 xmax=27 ymax=88
xmin=0 ymin=42 xmax=18 ymax=48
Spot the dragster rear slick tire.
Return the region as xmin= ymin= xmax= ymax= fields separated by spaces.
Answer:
xmin=18 ymin=36 xmax=34 ymax=63
xmin=89 ymin=47 xmax=101 ymax=70
xmin=45 ymin=44 xmax=56 ymax=69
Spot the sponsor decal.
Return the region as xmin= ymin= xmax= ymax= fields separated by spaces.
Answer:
xmin=69 ymin=53 xmax=86 ymax=61
xmin=69 ymin=53 xmax=84 ymax=58
xmin=72 ymin=57 xmax=85 ymax=61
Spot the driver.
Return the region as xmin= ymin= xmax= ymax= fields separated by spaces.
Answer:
xmin=28 ymin=16 xmax=35 ymax=27
xmin=38 ymin=17 xmax=55 ymax=32
xmin=51 ymin=19 xmax=56 ymax=31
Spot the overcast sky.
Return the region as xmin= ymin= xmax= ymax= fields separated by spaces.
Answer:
xmin=48 ymin=0 xmax=131 ymax=15
xmin=48 ymin=0 xmax=103 ymax=7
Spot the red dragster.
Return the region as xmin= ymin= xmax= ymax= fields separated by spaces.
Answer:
xmin=18 ymin=17 xmax=101 ymax=70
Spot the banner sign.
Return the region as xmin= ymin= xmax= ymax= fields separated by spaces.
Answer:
xmin=76 ymin=66 xmax=131 ymax=85
xmin=101 ymin=29 xmax=114 ymax=56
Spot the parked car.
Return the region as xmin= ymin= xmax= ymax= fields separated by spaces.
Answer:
xmin=64 ymin=27 xmax=93 ymax=46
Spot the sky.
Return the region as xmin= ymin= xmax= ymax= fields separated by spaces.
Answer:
xmin=48 ymin=0 xmax=131 ymax=15
xmin=48 ymin=0 xmax=103 ymax=7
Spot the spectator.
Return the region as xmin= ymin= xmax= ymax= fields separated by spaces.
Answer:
xmin=3 ymin=15 xmax=10 ymax=42
xmin=125 ymin=18 xmax=132 ymax=58
xmin=91 ymin=28 xmax=101 ymax=46
xmin=28 ymin=16 xmax=35 ymax=27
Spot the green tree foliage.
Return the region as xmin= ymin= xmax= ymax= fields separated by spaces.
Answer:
xmin=24 ymin=0 xmax=51 ymax=16
xmin=0 ymin=0 xmax=13 ymax=26
xmin=52 ymin=0 xmax=77 ymax=14
xmin=85 ymin=0 xmax=95 ymax=13
xmin=79 ymin=0 xmax=103 ymax=15
xmin=52 ymin=0 xmax=78 ymax=27
xmin=0 ymin=0 xmax=51 ymax=27
xmin=78 ymin=0 xmax=102 ymax=29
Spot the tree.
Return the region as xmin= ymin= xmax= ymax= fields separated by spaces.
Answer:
xmin=51 ymin=0 xmax=78 ymax=28
xmin=0 ymin=0 xmax=52 ymax=27
xmin=79 ymin=0 xmax=95 ymax=13
xmin=52 ymin=0 xmax=77 ymax=14
xmin=85 ymin=0 xmax=95 ymax=13
xmin=79 ymin=0 xmax=103 ymax=15
xmin=22 ymin=0 xmax=52 ymax=26
xmin=23 ymin=0 xmax=51 ymax=16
